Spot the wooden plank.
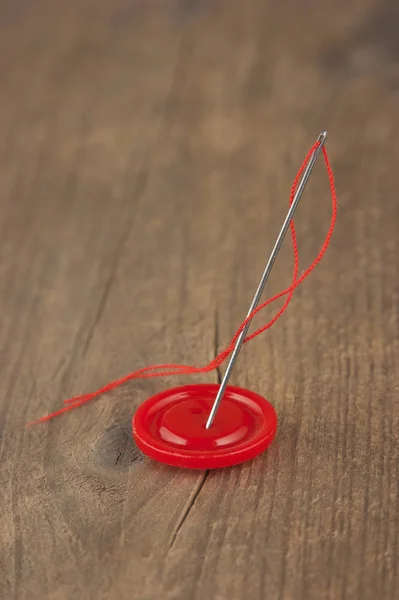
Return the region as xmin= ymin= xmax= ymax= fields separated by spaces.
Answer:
xmin=0 ymin=1 xmax=398 ymax=599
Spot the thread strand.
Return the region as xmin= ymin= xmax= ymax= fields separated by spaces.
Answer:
xmin=27 ymin=142 xmax=337 ymax=426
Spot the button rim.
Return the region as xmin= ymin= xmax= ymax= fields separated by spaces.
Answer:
xmin=132 ymin=384 xmax=277 ymax=469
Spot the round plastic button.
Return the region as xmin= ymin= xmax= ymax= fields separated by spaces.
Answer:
xmin=132 ymin=384 xmax=277 ymax=469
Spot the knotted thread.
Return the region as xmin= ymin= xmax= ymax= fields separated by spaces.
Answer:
xmin=28 ymin=142 xmax=337 ymax=426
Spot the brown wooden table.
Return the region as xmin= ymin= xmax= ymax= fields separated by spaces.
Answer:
xmin=1 ymin=1 xmax=398 ymax=598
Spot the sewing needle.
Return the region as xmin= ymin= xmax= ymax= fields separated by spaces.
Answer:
xmin=205 ymin=131 xmax=327 ymax=429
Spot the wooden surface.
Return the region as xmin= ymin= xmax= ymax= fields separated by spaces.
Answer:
xmin=1 ymin=1 xmax=398 ymax=598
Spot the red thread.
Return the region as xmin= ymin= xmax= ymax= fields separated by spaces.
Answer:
xmin=27 ymin=143 xmax=337 ymax=426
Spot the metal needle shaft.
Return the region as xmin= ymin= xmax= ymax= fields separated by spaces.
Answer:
xmin=205 ymin=131 xmax=327 ymax=429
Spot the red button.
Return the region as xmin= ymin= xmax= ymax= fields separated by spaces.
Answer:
xmin=132 ymin=384 xmax=277 ymax=469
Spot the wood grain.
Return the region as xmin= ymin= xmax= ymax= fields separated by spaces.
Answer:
xmin=0 ymin=1 xmax=398 ymax=598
